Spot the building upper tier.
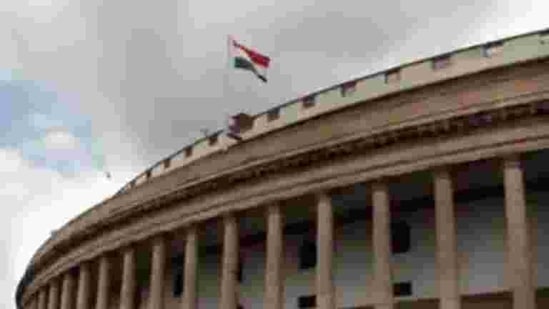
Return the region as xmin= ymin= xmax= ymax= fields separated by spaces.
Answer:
xmin=115 ymin=28 xmax=549 ymax=198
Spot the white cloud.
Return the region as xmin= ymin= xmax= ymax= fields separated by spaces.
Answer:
xmin=0 ymin=148 xmax=141 ymax=308
xmin=43 ymin=128 xmax=78 ymax=151
xmin=4 ymin=0 xmax=72 ymax=24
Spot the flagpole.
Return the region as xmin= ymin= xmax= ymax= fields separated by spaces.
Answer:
xmin=225 ymin=35 xmax=232 ymax=125
xmin=223 ymin=35 xmax=234 ymax=146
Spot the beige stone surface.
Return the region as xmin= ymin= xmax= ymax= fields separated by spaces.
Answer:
xmin=219 ymin=214 xmax=238 ymax=309
xmin=60 ymin=272 xmax=74 ymax=309
xmin=149 ymin=236 xmax=166 ymax=309
xmin=434 ymin=169 xmax=460 ymax=309
xmin=372 ymin=182 xmax=393 ymax=308
xmin=47 ymin=280 xmax=59 ymax=309
xmin=264 ymin=204 xmax=283 ymax=309
xmin=316 ymin=192 xmax=335 ymax=309
xmin=182 ymin=226 xmax=198 ymax=309
xmin=96 ymin=255 xmax=110 ymax=309
xmin=503 ymin=156 xmax=535 ymax=309
xmin=37 ymin=289 xmax=47 ymax=309
xmin=120 ymin=247 xmax=136 ymax=309
xmin=76 ymin=262 xmax=90 ymax=309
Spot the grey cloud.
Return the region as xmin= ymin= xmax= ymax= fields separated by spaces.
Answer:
xmin=7 ymin=0 xmax=549 ymax=307
xmin=5 ymin=0 xmax=507 ymax=168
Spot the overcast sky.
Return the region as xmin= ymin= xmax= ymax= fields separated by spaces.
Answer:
xmin=1 ymin=0 xmax=548 ymax=306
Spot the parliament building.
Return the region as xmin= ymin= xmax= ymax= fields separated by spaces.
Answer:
xmin=16 ymin=28 xmax=549 ymax=309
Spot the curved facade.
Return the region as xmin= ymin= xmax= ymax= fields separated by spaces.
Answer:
xmin=17 ymin=28 xmax=549 ymax=309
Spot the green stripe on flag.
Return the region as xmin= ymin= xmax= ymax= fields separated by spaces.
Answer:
xmin=234 ymin=57 xmax=255 ymax=72
xmin=234 ymin=57 xmax=267 ymax=82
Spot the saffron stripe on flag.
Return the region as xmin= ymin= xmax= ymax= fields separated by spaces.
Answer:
xmin=233 ymin=41 xmax=270 ymax=68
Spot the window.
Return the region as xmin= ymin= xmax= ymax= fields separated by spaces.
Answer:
xmin=285 ymin=220 xmax=314 ymax=235
xmin=173 ymin=271 xmax=183 ymax=297
xmin=299 ymin=240 xmax=316 ymax=269
xmin=385 ymin=69 xmax=401 ymax=84
xmin=208 ymin=133 xmax=219 ymax=145
xmin=172 ymin=254 xmax=184 ymax=297
xmin=238 ymin=258 xmax=243 ymax=282
xmin=393 ymin=281 xmax=412 ymax=296
xmin=302 ymin=95 xmax=316 ymax=108
xmin=163 ymin=158 xmax=171 ymax=169
xmin=184 ymin=146 xmax=193 ymax=158
xmin=229 ymin=113 xmax=254 ymax=134
xmin=391 ymin=221 xmax=410 ymax=254
xmin=432 ymin=54 xmax=451 ymax=70
xmin=340 ymin=81 xmax=357 ymax=97
xmin=267 ymin=108 xmax=280 ymax=121
xmin=483 ymin=41 xmax=503 ymax=57
xmin=298 ymin=295 xmax=316 ymax=308
xmin=146 ymin=170 xmax=152 ymax=179
xmin=536 ymin=100 xmax=549 ymax=113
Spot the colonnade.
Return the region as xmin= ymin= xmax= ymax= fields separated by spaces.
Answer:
xmin=26 ymin=156 xmax=535 ymax=309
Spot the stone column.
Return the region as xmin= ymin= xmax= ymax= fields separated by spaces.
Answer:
xmin=264 ymin=203 xmax=283 ymax=309
xmin=38 ymin=288 xmax=47 ymax=309
xmin=372 ymin=181 xmax=393 ymax=309
xmin=34 ymin=296 xmax=40 ymax=309
xmin=60 ymin=272 xmax=75 ymax=309
xmin=76 ymin=262 xmax=91 ymax=309
xmin=220 ymin=213 xmax=239 ymax=309
xmin=29 ymin=296 xmax=38 ymax=309
xmin=182 ymin=225 xmax=198 ymax=309
xmin=47 ymin=279 xmax=59 ymax=309
xmin=149 ymin=235 xmax=166 ymax=309
xmin=316 ymin=192 xmax=335 ymax=309
xmin=503 ymin=156 xmax=535 ymax=309
xmin=434 ymin=169 xmax=460 ymax=309
xmin=96 ymin=255 xmax=110 ymax=309
xmin=120 ymin=247 xmax=136 ymax=309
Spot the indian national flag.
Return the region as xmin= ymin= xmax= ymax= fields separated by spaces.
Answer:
xmin=231 ymin=38 xmax=271 ymax=83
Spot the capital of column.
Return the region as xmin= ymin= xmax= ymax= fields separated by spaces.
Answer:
xmin=503 ymin=154 xmax=522 ymax=169
xmin=371 ymin=180 xmax=388 ymax=194
xmin=433 ymin=166 xmax=452 ymax=180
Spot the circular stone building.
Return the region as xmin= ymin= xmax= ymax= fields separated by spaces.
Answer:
xmin=16 ymin=28 xmax=549 ymax=309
